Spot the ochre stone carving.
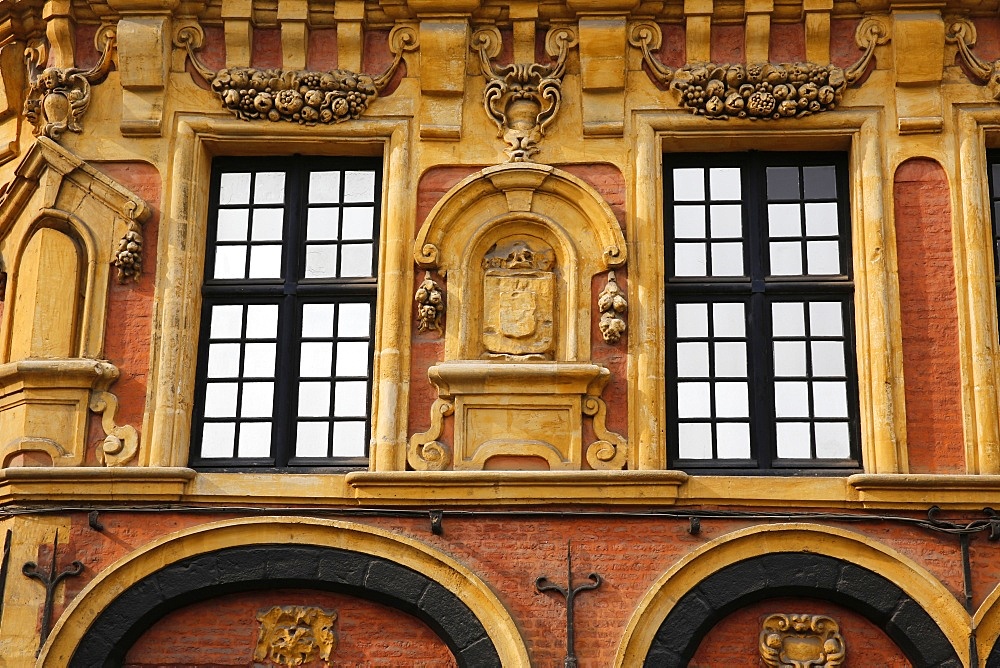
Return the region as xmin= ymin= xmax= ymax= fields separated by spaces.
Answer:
xmin=759 ymin=613 xmax=846 ymax=668
xmin=629 ymin=19 xmax=887 ymax=120
xmin=89 ymin=389 xmax=139 ymax=466
xmin=471 ymin=26 xmax=576 ymax=162
xmin=482 ymin=239 xmax=556 ymax=357
xmin=948 ymin=19 xmax=1000 ymax=97
xmin=178 ymin=24 xmax=416 ymax=124
xmin=598 ymin=271 xmax=627 ymax=344
xmin=408 ymin=398 xmax=454 ymax=471
xmin=415 ymin=271 xmax=445 ymax=333
xmin=113 ymin=201 xmax=144 ymax=283
xmin=23 ymin=27 xmax=117 ymax=140
xmin=254 ymin=606 xmax=337 ymax=667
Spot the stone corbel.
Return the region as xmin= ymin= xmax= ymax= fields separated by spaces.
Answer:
xmin=628 ymin=17 xmax=888 ymax=120
xmin=583 ymin=395 xmax=628 ymax=470
xmin=23 ymin=26 xmax=116 ymax=140
xmin=89 ymin=390 xmax=139 ymax=466
xmin=407 ymin=398 xmax=454 ymax=471
xmin=471 ymin=25 xmax=576 ymax=162
xmin=177 ymin=22 xmax=417 ymax=124
xmin=947 ymin=19 xmax=1000 ymax=98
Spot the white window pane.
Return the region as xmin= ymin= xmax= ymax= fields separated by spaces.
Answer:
xmin=775 ymin=381 xmax=809 ymax=417
xmin=674 ymin=206 xmax=706 ymax=238
xmin=201 ymin=422 xmax=236 ymax=458
xmin=214 ymin=246 xmax=247 ymax=279
xmin=243 ymin=342 xmax=276 ymax=377
xmin=338 ymin=303 xmax=372 ymax=337
xmin=676 ymin=342 xmax=710 ymax=377
xmin=204 ymin=382 xmax=238 ymax=418
xmin=676 ymin=303 xmax=708 ymax=338
xmin=770 ymin=241 xmax=802 ymax=275
xmin=254 ymin=172 xmax=285 ymax=204
xmin=251 ymin=208 xmax=284 ymax=241
xmin=307 ymin=208 xmax=340 ymax=241
xmin=343 ymin=207 xmax=375 ymax=240
xmin=810 ymin=302 xmax=844 ymax=336
xmin=717 ymin=422 xmax=750 ymax=458
xmin=333 ymin=421 xmax=366 ymax=457
xmin=715 ymin=382 xmax=748 ymax=417
xmin=776 ymin=422 xmax=811 ymax=458
xmin=305 ymin=245 xmax=338 ymax=278
xmin=296 ymin=422 xmax=329 ymax=457
xmin=237 ymin=422 xmax=271 ymax=457
xmin=210 ymin=304 xmax=244 ymax=339
xmin=340 ymin=244 xmax=374 ymax=277
xmin=709 ymin=167 xmax=741 ymax=199
xmin=675 ymin=243 xmax=707 ymax=276
xmin=298 ymin=381 xmax=331 ymax=417
xmin=678 ymin=423 xmax=712 ymax=459
xmin=246 ymin=305 xmax=279 ymax=339
xmin=709 ymin=205 xmax=742 ymax=238
xmin=248 ymin=245 xmax=282 ymax=278
xmin=816 ymin=422 xmax=851 ymax=458
xmin=807 ymin=241 xmax=840 ymax=275
xmin=301 ymin=342 xmax=333 ymax=376
xmin=772 ymin=302 xmax=805 ymax=336
xmin=713 ymin=303 xmax=745 ymax=337
xmin=309 ymin=171 xmax=341 ymax=203
xmin=217 ymin=209 xmax=249 ymax=241
xmin=334 ymin=381 xmax=368 ymax=416
xmin=773 ymin=341 xmax=807 ymax=377
xmin=673 ymin=168 xmax=705 ymax=201
xmin=241 ymin=382 xmax=274 ymax=417
xmin=677 ymin=382 xmax=711 ymax=418
xmin=302 ymin=303 xmax=336 ymax=337
xmin=711 ymin=242 xmax=743 ymax=276
xmin=768 ymin=204 xmax=801 ymax=237
xmin=805 ymin=202 xmax=839 ymax=236
xmin=336 ymin=341 xmax=370 ymax=376
xmin=207 ymin=343 xmax=241 ymax=378
xmin=344 ymin=171 xmax=376 ymax=202
xmin=714 ymin=342 xmax=747 ymax=377
xmin=811 ymin=341 xmax=846 ymax=376
xmin=814 ymin=381 xmax=848 ymax=417
xmin=220 ymin=173 xmax=250 ymax=205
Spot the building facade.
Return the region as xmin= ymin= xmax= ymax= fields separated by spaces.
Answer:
xmin=0 ymin=0 xmax=999 ymax=665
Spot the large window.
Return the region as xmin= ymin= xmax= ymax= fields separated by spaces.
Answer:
xmin=665 ymin=153 xmax=861 ymax=473
xmin=190 ymin=156 xmax=381 ymax=469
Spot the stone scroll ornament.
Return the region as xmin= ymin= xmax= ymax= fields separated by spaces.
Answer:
xmin=471 ymin=26 xmax=577 ymax=162
xmin=759 ymin=613 xmax=846 ymax=667
xmin=628 ymin=19 xmax=888 ymax=120
xmin=948 ymin=19 xmax=1000 ymax=97
xmin=176 ymin=24 xmax=417 ymax=124
xmin=23 ymin=27 xmax=117 ymax=140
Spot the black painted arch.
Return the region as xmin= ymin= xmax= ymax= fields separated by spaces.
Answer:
xmin=644 ymin=552 xmax=962 ymax=668
xmin=70 ymin=544 xmax=501 ymax=668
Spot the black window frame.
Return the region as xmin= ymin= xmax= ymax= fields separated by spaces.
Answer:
xmin=664 ymin=151 xmax=862 ymax=475
xmin=190 ymin=155 xmax=382 ymax=471
xmin=987 ymin=151 xmax=1000 ymax=330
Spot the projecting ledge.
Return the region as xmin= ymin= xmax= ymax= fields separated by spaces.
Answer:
xmin=0 ymin=466 xmax=196 ymax=504
xmin=347 ymin=470 xmax=688 ymax=505
xmin=849 ymin=474 xmax=1000 ymax=509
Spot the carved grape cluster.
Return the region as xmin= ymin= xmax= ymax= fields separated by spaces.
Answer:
xmin=414 ymin=272 xmax=445 ymax=333
xmin=671 ymin=62 xmax=846 ymax=120
xmin=212 ymin=67 xmax=377 ymax=124
xmin=113 ymin=227 xmax=143 ymax=283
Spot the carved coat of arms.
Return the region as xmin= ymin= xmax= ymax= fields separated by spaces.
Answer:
xmin=482 ymin=239 xmax=555 ymax=356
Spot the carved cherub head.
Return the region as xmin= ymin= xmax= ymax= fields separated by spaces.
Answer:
xmin=39 ymin=68 xmax=63 ymax=91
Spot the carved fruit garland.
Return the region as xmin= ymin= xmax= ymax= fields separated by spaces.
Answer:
xmin=23 ymin=27 xmax=117 ymax=140
xmin=471 ymin=26 xmax=577 ymax=162
xmin=415 ymin=271 xmax=445 ymax=333
xmin=628 ymin=19 xmax=888 ymax=120
xmin=598 ymin=271 xmax=627 ymax=344
xmin=176 ymin=24 xmax=417 ymax=124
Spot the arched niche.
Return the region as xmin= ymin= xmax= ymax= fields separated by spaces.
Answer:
xmin=409 ymin=163 xmax=628 ymax=472
xmin=0 ymin=138 xmax=149 ymax=467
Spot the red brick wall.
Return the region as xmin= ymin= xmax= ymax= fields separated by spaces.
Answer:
xmin=712 ymin=25 xmax=746 ymax=63
xmin=769 ymin=23 xmax=806 ymax=63
xmin=124 ymin=589 xmax=456 ymax=667
xmin=893 ymin=159 xmax=965 ymax=473
xmin=690 ymin=597 xmax=911 ymax=667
